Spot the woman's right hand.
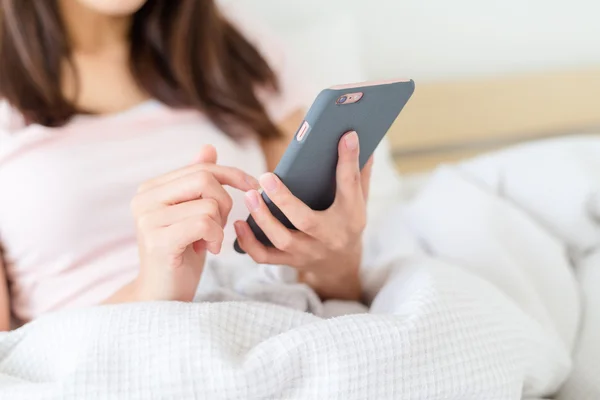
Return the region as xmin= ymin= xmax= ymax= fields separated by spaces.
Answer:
xmin=129 ymin=146 xmax=258 ymax=302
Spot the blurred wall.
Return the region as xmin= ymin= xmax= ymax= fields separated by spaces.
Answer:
xmin=229 ymin=0 xmax=600 ymax=82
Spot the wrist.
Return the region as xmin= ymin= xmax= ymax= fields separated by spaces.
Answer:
xmin=133 ymin=273 xmax=197 ymax=303
xmin=300 ymin=263 xmax=362 ymax=302
xmin=102 ymin=276 xmax=154 ymax=305
xmin=131 ymin=276 xmax=154 ymax=302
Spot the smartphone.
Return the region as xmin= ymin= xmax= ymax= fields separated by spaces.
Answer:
xmin=234 ymin=78 xmax=415 ymax=253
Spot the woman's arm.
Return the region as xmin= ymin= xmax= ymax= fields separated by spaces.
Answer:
xmin=0 ymin=256 xmax=11 ymax=331
xmin=250 ymin=109 xmax=370 ymax=301
xmin=102 ymin=280 xmax=143 ymax=305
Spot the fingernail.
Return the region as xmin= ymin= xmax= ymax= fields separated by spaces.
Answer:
xmin=209 ymin=242 xmax=222 ymax=255
xmin=234 ymin=221 xmax=245 ymax=237
xmin=245 ymin=175 xmax=260 ymax=190
xmin=344 ymin=131 xmax=359 ymax=150
xmin=259 ymin=173 xmax=279 ymax=193
xmin=245 ymin=190 xmax=261 ymax=212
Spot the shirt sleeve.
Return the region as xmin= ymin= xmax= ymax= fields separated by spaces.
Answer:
xmin=221 ymin=5 xmax=311 ymax=123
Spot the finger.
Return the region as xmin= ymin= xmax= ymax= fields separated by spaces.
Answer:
xmin=193 ymin=241 xmax=206 ymax=254
xmin=140 ymin=199 xmax=222 ymax=229
xmin=191 ymin=144 xmax=217 ymax=165
xmin=361 ymin=155 xmax=374 ymax=200
xmin=165 ymin=215 xmax=224 ymax=255
xmin=134 ymin=171 xmax=232 ymax=219
xmin=243 ymin=190 xmax=299 ymax=252
xmin=333 ymin=131 xmax=363 ymax=208
xmin=234 ymin=221 xmax=293 ymax=265
xmin=137 ymin=164 xmax=259 ymax=194
xmin=257 ymin=173 xmax=327 ymax=239
xmin=244 ymin=189 xmax=322 ymax=262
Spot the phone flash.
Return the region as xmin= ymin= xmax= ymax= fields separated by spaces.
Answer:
xmin=337 ymin=92 xmax=364 ymax=105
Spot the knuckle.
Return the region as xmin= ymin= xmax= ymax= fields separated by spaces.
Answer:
xmin=136 ymin=213 xmax=153 ymax=231
xmin=204 ymin=198 xmax=220 ymax=216
xmin=274 ymin=232 xmax=293 ymax=251
xmin=315 ymin=247 xmax=328 ymax=261
xmin=223 ymin=194 xmax=233 ymax=214
xmin=199 ymin=216 xmax=222 ymax=241
xmin=293 ymin=257 xmax=310 ymax=270
xmin=250 ymin=248 xmax=269 ymax=264
xmin=143 ymin=231 xmax=163 ymax=253
xmin=329 ymin=233 xmax=349 ymax=251
xmin=182 ymin=172 xmax=211 ymax=198
xmin=195 ymin=215 xmax=212 ymax=231
xmin=234 ymin=169 xmax=249 ymax=184
xmin=275 ymin=195 xmax=291 ymax=210
xmin=351 ymin=213 xmax=367 ymax=234
xmin=197 ymin=171 xmax=212 ymax=187
xmin=296 ymin=213 xmax=317 ymax=232
xmin=195 ymin=171 xmax=213 ymax=189
xmin=229 ymin=167 xmax=251 ymax=186
xmin=348 ymin=170 xmax=361 ymax=185
xmin=308 ymin=246 xmax=327 ymax=263
xmin=341 ymin=168 xmax=361 ymax=187
xmin=256 ymin=253 xmax=269 ymax=264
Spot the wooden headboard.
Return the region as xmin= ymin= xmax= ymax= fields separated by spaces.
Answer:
xmin=387 ymin=66 xmax=600 ymax=173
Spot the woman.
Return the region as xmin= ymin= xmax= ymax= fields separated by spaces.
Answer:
xmin=0 ymin=0 xmax=375 ymax=330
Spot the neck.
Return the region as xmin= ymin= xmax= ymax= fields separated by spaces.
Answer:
xmin=58 ymin=0 xmax=132 ymax=53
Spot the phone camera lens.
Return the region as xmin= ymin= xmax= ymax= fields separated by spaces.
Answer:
xmin=337 ymin=96 xmax=348 ymax=104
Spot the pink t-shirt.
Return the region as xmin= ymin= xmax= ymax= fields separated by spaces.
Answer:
xmin=0 ymin=11 xmax=305 ymax=322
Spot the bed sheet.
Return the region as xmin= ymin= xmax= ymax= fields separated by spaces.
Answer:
xmin=0 ymin=136 xmax=597 ymax=399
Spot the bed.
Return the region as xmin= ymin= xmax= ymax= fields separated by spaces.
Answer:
xmin=387 ymin=67 xmax=600 ymax=173
xmin=384 ymin=67 xmax=600 ymax=204
xmin=382 ymin=67 xmax=600 ymax=400
xmin=1 ymin=68 xmax=597 ymax=399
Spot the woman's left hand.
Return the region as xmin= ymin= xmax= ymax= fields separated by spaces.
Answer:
xmin=234 ymin=131 xmax=372 ymax=301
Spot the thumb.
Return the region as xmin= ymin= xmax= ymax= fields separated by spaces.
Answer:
xmin=192 ymin=145 xmax=218 ymax=165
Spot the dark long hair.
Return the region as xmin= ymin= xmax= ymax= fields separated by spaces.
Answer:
xmin=0 ymin=0 xmax=281 ymax=139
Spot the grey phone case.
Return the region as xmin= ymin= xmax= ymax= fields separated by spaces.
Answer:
xmin=234 ymin=79 xmax=415 ymax=253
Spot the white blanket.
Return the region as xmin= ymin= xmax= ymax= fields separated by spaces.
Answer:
xmin=0 ymin=136 xmax=598 ymax=399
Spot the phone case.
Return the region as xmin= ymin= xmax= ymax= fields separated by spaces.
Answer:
xmin=234 ymin=79 xmax=415 ymax=253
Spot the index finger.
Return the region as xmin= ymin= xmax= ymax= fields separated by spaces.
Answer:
xmin=138 ymin=163 xmax=259 ymax=194
xmin=257 ymin=173 xmax=327 ymax=239
xmin=134 ymin=170 xmax=232 ymax=219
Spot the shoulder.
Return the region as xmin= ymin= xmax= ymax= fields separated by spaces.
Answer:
xmin=0 ymin=100 xmax=25 ymax=133
xmin=0 ymin=100 xmax=27 ymax=160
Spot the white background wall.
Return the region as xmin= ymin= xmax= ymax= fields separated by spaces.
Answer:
xmin=231 ymin=0 xmax=600 ymax=82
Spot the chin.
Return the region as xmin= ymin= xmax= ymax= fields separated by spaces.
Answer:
xmin=76 ymin=0 xmax=148 ymax=16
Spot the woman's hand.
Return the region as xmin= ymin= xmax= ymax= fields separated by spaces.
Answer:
xmin=234 ymin=131 xmax=373 ymax=301
xmin=130 ymin=146 xmax=258 ymax=303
